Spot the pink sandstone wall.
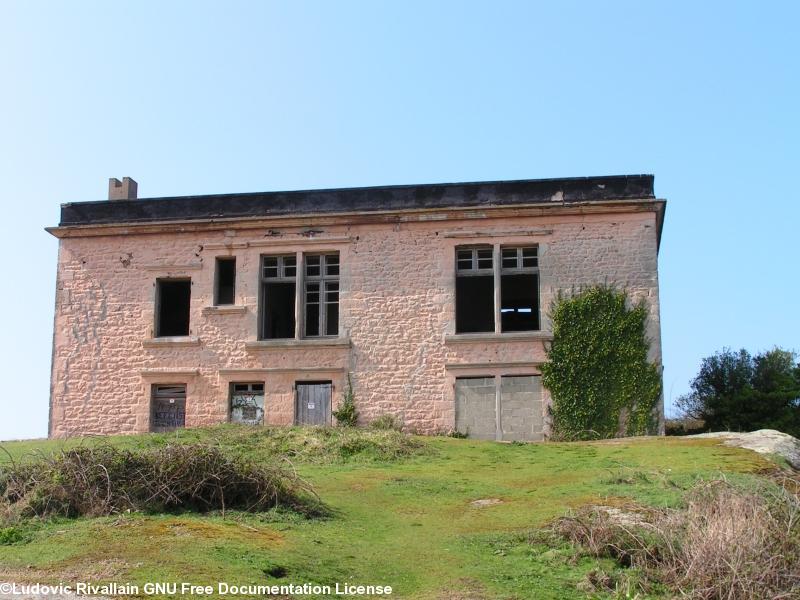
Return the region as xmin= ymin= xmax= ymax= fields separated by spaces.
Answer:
xmin=49 ymin=207 xmax=662 ymax=437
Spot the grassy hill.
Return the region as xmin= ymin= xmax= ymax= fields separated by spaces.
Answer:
xmin=0 ymin=427 xmax=779 ymax=599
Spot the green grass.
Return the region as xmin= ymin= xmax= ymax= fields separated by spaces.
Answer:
xmin=0 ymin=425 xmax=426 ymax=465
xmin=0 ymin=427 xmax=773 ymax=599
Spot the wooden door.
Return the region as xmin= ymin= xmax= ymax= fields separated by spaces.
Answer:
xmin=295 ymin=382 xmax=331 ymax=425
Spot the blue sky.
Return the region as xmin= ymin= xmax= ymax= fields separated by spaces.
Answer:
xmin=0 ymin=1 xmax=797 ymax=440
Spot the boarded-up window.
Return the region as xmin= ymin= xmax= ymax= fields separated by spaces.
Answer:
xmin=151 ymin=384 xmax=186 ymax=432
xmin=230 ymin=382 xmax=265 ymax=425
xmin=156 ymin=279 xmax=191 ymax=337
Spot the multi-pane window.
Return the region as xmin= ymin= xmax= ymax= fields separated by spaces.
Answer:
xmin=304 ymin=254 xmax=339 ymax=337
xmin=455 ymin=245 xmax=540 ymax=333
xmin=500 ymin=247 xmax=539 ymax=332
xmin=260 ymin=255 xmax=296 ymax=339
xmin=455 ymin=247 xmax=495 ymax=333
xmin=258 ymin=252 xmax=341 ymax=340
xmin=457 ymin=247 xmax=494 ymax=272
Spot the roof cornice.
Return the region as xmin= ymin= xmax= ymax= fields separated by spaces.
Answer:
xmin=46 ymin=198 xmax=666 ymax=246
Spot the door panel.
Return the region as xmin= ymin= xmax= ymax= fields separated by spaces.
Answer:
xmin=151 ymin=384 xmax=186 ymax=432
xmin=500 ymin=376 xmax=543 ymax=441
xmin=295 ymin=382 xmax=332 ymax=425
xmin=455 ymin=376 xmax=543 ymax=441
xmin=455 ymin=377 xmax=497 ymax=440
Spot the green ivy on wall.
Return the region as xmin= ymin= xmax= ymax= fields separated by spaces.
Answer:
xmin=540 ymin=286 xmax=662 ymax=440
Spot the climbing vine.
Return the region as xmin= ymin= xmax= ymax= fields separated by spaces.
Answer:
xmin=540 ymin=286 xmax=662 ymax=440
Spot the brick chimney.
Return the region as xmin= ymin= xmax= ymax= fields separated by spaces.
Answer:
xmin=108 ymin=177 xmax=138 ymax=200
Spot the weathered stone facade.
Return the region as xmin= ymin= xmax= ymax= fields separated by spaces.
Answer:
xmin=47 ymin=176 xmax=665 ymax=439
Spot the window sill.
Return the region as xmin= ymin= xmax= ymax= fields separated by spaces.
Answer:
xmin=140 ymin=368 xmax=200 ymax=377
xmin=202 ymin=305 xmax=247 ymax=315
xmin=143 ymin=336 xmax=201 ymax=348
xmin=245 ymin=337 xmax=351 ymax=350
xmin=444 ymin=331 xmax=552 ymax=344
xmin=142 ymin=263 xmax=203 ymax=271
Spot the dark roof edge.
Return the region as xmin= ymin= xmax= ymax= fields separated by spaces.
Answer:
xmin=57 ymin=174 xmax=656 ymax=227
xmin=62 ymin=174 xmax=655 ymax=207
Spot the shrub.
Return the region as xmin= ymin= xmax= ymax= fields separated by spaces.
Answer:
xmin=0 ymin=526 xmax=25 ymax=545
xmin=540 ymin=286 xmax=662 ymax=440
xmin=0 ymin=443 xmax=324 ymax=522
xmin=332 ymin=374 xmax=358 ymax=427
xmin=369 ymin=414 xmax=404 ymax=432
xmin=677 ymin=347 xmax=800 ymax=436
xmin=554 ymin=478 xmax=800 ymax=599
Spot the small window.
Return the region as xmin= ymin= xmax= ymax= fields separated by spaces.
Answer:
xmin=260 ymin=255 xmax=296 ymax=339
xmin=156 ymin=279 xmax=191 ymax=337
xmin=214 ymin=257 xmax=236 ymax=305
xmin=305 ymin=255 xmax=321 ymax=277
xmin=502 ymin=248 xmax=518 ymax=268
xmin=477 ymin=248 xmax=493 ymax=270
xmin=230 ymin=382 xmax=265 ymax=425
xmin=500 ymin=246 xmax=538 ymax=270
xmin=455 ymin=246 xmax=494 ymax=333
xmin=151 ymin=384 xmax=186 ymax=432
xmin=456 ymin=246 xmax=493 ymax=274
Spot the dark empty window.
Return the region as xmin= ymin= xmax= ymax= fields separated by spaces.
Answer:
xmin=260 ymin=255 xmax=296 ymax=339
xmin=500 ymin=247 xmax=539 ymax=332
xmin=156 ymin=279 xmax=191 ymax=337
xmin=305 ymin=254 xmax=339 ymax=337
xmin=455 ymin=247 xmax=494 ymax=333
xmin=214 ymin=257 xmax=236 ymax=305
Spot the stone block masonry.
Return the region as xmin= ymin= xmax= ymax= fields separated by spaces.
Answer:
xmin=47 ymin=176 xmax=665 ymax=439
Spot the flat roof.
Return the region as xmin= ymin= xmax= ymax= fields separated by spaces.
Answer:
xmin=57 ymin=174 xmax=656 ymax=227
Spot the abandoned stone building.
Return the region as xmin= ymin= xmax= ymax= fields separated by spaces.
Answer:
xmin=47 ymin=175 xmax=666 ymax=440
